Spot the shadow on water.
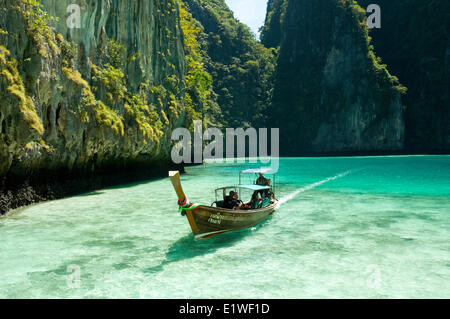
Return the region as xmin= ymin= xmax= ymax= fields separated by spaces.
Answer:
xmin=143 ymin=216 xmax=273 ymax=274
xmin=105 ymin=176 xmax=167 ymax=190
xmin=76 ymin=191 xmax=105 ymax=197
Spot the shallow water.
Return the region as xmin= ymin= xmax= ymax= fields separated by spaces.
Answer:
xmin=0 ymin=156 xmax=449 ymax=298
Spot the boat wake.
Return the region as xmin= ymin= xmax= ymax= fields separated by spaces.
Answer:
xmin=278 ymin=170 xmax=354 ymax=206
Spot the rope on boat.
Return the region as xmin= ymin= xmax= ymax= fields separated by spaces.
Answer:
xmin=177 ymin=197 xmax=200 ymax=216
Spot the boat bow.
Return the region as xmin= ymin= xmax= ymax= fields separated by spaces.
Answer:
xmin=169 ymin=171 xmax=202 ymax=235
xmin=169 ymin=171 xmax=186 ymax=203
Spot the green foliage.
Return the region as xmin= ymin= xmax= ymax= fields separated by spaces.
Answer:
xmin=14 ymin=0 xmax=60 ymax=57
xmin=80 ymin=87 xmax=125 ymax=136
xmin=260 ymin=0 xmax=287 ymax=48
xmin=62 ymin=66 xmax=89 ymax=88
xmin=91 ymin=60 xmax=165 ymax=141
xmin=101 ymin=39 xmax=126 ymax=69
xmin=23 ymin=139 xmax=55 ymax=154
xmin=61 ymin=62 xmax=125 ymax=136
xmin=60 ymin=40 xmax=78 ymax=65
xmin=125 ymin=93 xmax=163 ymax=143
xmin=181 ymin=0 xmax=277 ymax=128
xmin=178 ymin=0 xmax=216 ymax=130
xmin=92 ymin=64 xmax=127 ymax=101
xmin=89 ymin=37 xmax=167 ymax=140
xmin=0 ymin=46 xmax=44 ymax=135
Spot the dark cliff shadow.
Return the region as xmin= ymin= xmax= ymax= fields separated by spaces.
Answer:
xmin=102 ymin=176 xmax=167 ymax=190
xmin=143 ymin=216 xmax=273 ymax=274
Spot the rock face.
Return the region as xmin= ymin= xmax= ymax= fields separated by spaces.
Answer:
xmin=263 ymin=0 xmax=405 ymax=155
xmin=357 ymin=0 xmax=449 ymax=152
xmin=260 ymin=0 xmax=285 ymax=49
xmin=0 ymin=0 xmax=186 ymax=213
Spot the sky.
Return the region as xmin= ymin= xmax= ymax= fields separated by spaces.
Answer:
xmin=225 ymin=0 xmax=269 ymax=38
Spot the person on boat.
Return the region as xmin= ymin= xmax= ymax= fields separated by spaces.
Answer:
xmin=264 ymin=180 xmax=274 ymax=199
xmin=223 ymin=189 xmax=235 ymax=209
xmin=248 ymin=191 xmax=262 ymax=209
xmin=256 ymin=173 xmax=269 ymax=186
xmin=256 ymin=173 xmax=273 ymax=199
xmin=230 ymin=192 xmax=244 ymax=210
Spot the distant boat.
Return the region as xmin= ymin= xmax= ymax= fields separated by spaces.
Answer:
xmin=169 ymin=169 xmax=279 ymax=240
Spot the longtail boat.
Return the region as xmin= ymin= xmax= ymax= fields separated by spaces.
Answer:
xmin=169 ymin=169 xmax=279 ymax=240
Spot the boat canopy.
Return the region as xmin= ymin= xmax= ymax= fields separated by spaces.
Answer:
xmin=215 ymin=184 xmax=271 ymax=192
xmin=241 ymin=168 xmax=273 ymax=174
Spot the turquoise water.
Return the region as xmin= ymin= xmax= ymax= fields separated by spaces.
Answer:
xmin=0 ymin=156 xmax=449 ymax=298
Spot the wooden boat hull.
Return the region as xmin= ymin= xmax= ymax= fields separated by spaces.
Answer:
xmin=169 ymin=171 xmax=279 ymax=240
xmin=186 ymin=203 xmax=278 ymax=240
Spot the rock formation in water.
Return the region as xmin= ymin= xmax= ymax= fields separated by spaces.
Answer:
xmin=0 ymin=0 xmax=186 ymax=213
xmin=262 ymin=0 xmax=406 ymax=155
xmin=356 ymin=0 xmax=449 ymax=152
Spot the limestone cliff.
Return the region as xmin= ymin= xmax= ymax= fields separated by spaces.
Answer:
xmin=264 ymin=0 xmax=405 ymax=155
xmin=260 ymin=0 xmax=285 ymax=49
xmin=0 ymin=0 xmax=186 ymax=213
xmin=356 ymin=0 xmax=449 ymax=152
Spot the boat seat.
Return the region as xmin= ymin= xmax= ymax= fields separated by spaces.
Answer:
xmin=214 ymin=200 xmax=225 ymax=208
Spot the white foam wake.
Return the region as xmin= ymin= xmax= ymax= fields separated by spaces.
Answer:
xmin=278 ymin=170 xmax=353 ymax=206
